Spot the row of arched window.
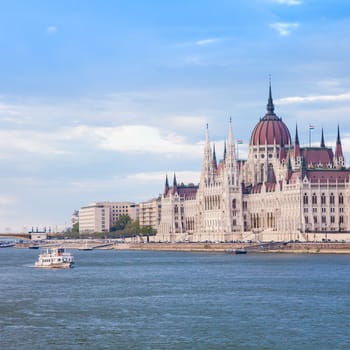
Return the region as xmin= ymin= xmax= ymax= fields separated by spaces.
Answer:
xmin=303 ymin=193 xmax=344 ymax=205
xmin=204 ymin=195 xmax=221 ymax=210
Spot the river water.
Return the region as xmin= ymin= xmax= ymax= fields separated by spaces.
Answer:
xmin=0 ymin=248 xmax=349 ymax=349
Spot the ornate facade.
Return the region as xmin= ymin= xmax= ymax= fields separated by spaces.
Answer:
xmin=157 ymin=85 xmax=350 ymax=242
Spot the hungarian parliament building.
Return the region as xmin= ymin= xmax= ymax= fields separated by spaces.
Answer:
xmin=156 ymin=86 xmax=350 ymax=242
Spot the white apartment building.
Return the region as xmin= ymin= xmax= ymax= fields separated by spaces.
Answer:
xmin=79 ymin=201 xmax=138 ymax=233
xmin=139 ymin=197 xmax=161 ymax=230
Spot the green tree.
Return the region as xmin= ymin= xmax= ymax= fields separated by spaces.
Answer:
xmin=110 ymin=215 xmax=131 ymax=231
xmin=72 ymin=222 xmax=79 ymax=234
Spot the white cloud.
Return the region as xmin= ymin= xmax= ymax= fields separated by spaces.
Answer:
xmin=0 ymin=195 xmax=17 ymax=206
xmin=168 ymin=115 xmax=207 ymax=130
xmin=0 ymin=129 xmax=67 ymax=156
xmin=47 ymin=26 xmax=57 ymax=34
xmin=277 ymin=92 xmax=350 ymax=104
xmin=270 ymin=22 xmax=299 ymax=36
xmin=0 ymin=102 xmax=21 ymax=116
xmin=175 ymin=37 xmax=222 ymax=49
xmin=271 ymin=0 xmax=302 ymax=5
xmin=126 ymin=171 xmax=200 ymax=184
xmin=79 ymin=124 xmax=203 ymax=155
xmin=0 ymin=124 xmax=204 ymax=158
xmin=194 ymin=38 xmax=221 ymax=46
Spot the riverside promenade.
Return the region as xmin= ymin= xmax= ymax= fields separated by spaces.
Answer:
xmin=14 ymin=239 xmax=350 ymax=253
xmin=113 ymin=242 xmax=350 ymax=254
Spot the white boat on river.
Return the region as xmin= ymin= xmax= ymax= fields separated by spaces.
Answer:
xmin=35 ymin=248 xmax=75 ymax=269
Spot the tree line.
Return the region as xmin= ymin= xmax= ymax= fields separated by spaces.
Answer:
xmin=68 ymin=215 xmax=156 ymax=239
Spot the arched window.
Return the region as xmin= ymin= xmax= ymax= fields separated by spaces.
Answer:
xmin=330 ymin=193 xmax=335 ymax=205
xmin=312 ymin=193 xmax=317 ymax=205
xmin=232 ymin=199 xmax=236 ymax=209
xmin=303 ymin=193 xmax=308 ymax=205
xmin=339 ymin=193 xmax=344 ymax=205
xmin=321 ymin=193 xmax=326 ymax=205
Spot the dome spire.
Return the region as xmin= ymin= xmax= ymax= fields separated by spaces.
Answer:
xmin=267 ymin=77 xmax=275 ymax=114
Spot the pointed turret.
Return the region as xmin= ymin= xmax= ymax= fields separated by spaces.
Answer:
xmin=225 ymin=118 xmax=238 ymax=187
xmin=266 ymin=81 xmax=275 ymax=114
xmin=334 ymin=125 xmax=345 ymax=168
xmin=212 ymin=144 xmax=217 ymax=170
xmin=164 ymin=174 xmax=169 ymax=196
xmin=295 ymin=123 xmax=299 ymax=145
xmin=335 ymin=124 xmax=343 ymax=157
xmin=201 ymin=123 xmax=213 ymax=177
xmin=205 ymin=123 xmax=210 ymax=146
xmin=320 ymin=128 xmax=325 ymax=148
xmin=172 ymin=173 xmax=178 ymax=194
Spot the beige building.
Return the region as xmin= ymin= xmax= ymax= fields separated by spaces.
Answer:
xmin=79 ymin=201 xmax=138 ymax=233
xmin=139 ymin=197 xmax=161 ymax=230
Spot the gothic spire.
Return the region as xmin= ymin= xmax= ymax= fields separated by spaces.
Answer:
xmin=201 ymin=123 xmax=212 ymax=176
xmin=320 ymin=127 xmax=325 ymax=148
xmin=266 ymin=80 xmax=275 ymax=114
xmin=164 ymin=174 xmax=169 ymax=196
xmin=294 ymin=123 xmax=301 ymax=158
xmin=223 ymin=141 xmax=227 ymax=160
xmin=172 ymin=173 xmax=178 ymax=194
xmin=205 ymin=123 xmax=210 ymax=146
xmin=228 ymin=117 xmax=233 ymax=146
xmin=295 ymin=123 xmax=300 ymax=145
xmin=173 ymin=172 xmax=177 ymax=187
xmin=335 ymin=124 xmax=344 ymax=159
xmin=212 ymin=144 xmax=217 ymax=170
xmin=337 ymin=124 xmax=341 ymax=144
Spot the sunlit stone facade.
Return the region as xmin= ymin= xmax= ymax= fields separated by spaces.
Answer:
xmin=157 ymin=86 xmax=350 ymax=242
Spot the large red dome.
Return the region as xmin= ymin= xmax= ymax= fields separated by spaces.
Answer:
xmin=250 ymin=87 xmax=291 ymax=146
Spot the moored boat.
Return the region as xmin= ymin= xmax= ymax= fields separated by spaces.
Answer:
xmin=0 ymin=241 xmax=15 ymax=248
xmin=35 ymin=248 xmax=74 ymax=269
xmin=224 ymin=247 xmax=248 ymax=254
xmin=235 ymin=248 xmax=247 ymax=254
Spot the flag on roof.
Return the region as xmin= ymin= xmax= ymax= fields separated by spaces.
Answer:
xmin=237 ymin=139 xmax=243 ymax=144
xmin=309 ymin=124 xmax=315 ymax=130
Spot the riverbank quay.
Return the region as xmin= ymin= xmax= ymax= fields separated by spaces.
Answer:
xmin=13 ymin=240 xmax=350 ymax=253
xmin=113 ymin=242 xmax=350 ymax=254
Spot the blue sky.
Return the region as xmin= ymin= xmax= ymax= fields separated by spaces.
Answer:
xmin=1 ymin=0 xmax=350 ymax=232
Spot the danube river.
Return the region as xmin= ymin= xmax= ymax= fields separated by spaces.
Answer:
xmin=1 ymin=249 xmax=349 ymax=350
